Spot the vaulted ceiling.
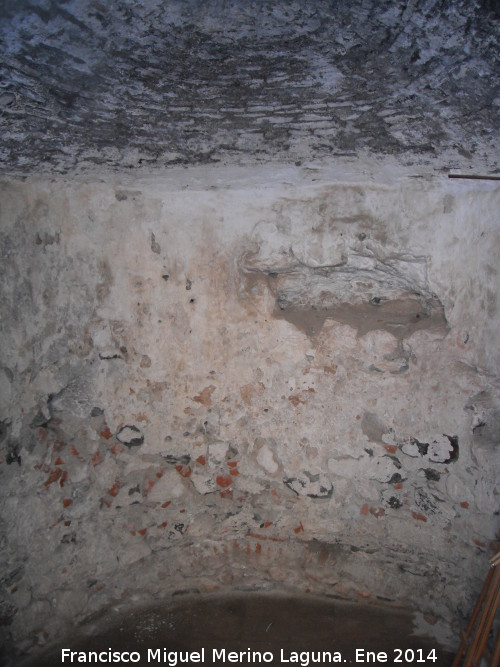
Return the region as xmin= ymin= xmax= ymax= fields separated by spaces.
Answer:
xmin=0 ymin=0 xmax=499 ymax=174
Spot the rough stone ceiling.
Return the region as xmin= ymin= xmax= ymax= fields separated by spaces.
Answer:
xmin=0 ymin=0 xmax=499 ymax=175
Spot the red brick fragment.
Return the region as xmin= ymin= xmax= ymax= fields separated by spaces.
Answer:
xmin=108 ymin=481 xmax=121 ymax=497
xmin=255 ymin=543 xmax=262 ymax=554
xmin=44 ymin=468 xmax=62 ymax=488
xmin=460 ymin=501 xmax=469 ymax=509
xmin=294 ymin=521 xmax=304 ymax=534
xmin=59 ymin=470 xmax=68 ymax=487
xmin=142 ymin=479 xmax=155 ymax=496
xmin=227 ymin=460 xmax=238 ymax=468
xmin=175 ymin=465 xmax=192 ymax=478
xmin=412 ymin=511 xmax=427 ymax=522
xmin=69 ymin=445 xmax=80 ymax=456
xmin=219 ymin=489 xmax=233 ymax=499
xmin=384 ymin=445 xmax=397 ymax=454
xmin=393 ymin=482 xmax=403 ymax=490
xmin=161 ymin=501 xmax=171 ymax=509
xmin=230 ymin=468 xmax=239 ymax=476
xmin=264 ymin=521 xmax=273 ymax=528
xmin=473 ymin=538 xmax=486 ymax=548
xmin=100 ymin=426 xmax=113 ymax=440
xmin=196 ymin=455 xmax=206 ymax=466
xmin=91 ymin=451 xmax=103 ymax=466
xmin=54 ymin=457 xmax=64 ymax=466
xmin=216 ymin=474 xmax=232 ymax=488
xmin=360 ymin=503 xmax=370 ymax=515
xmin=247 ymin=532 xmax=285 ymax=543
xmin=138 ymin=528 xmax=147 ymax=536
xmin=63 ymin=498 xmax=72 ymax=508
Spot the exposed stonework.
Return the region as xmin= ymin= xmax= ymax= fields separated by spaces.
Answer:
xmin=0 ymin=0 xmax=499 ymax=174
xmin=0 ymin=169 xmax=498 ymax=663
xmin=242 ymin=217 xmax=449 ymax=340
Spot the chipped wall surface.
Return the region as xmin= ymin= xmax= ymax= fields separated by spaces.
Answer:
xmin=0 ymin=167 xmax=499 ymax=660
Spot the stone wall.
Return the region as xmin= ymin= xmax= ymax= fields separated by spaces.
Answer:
xmin=0 ymin=166 xmax=499 ymax=661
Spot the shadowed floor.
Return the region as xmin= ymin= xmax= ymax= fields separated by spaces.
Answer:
xmin=20 ymin=595 xmax=455 ymax=666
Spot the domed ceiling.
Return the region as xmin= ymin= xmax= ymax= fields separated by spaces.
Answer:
xmin=0 ymin=0 xmax=499 ymax=175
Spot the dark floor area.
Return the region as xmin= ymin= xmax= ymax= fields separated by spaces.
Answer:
xmin=19 ymin=595 xmax=455 ymax=666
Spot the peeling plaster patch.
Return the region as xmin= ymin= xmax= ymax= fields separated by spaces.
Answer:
xmin=208 ymin=442 xmax=229 ymax=463
xmin=402 ymin=438 xmax=428 ymax=458
xmin=116 ymin=425 xmax=144 ymax=447
xmin=256 ymin=444 xmax=279 ymax=475
xmin=283 ymin=472 xmax=333 ymax=499
xmin=400 ymin=435 xmax=458 ymax=464
xmin=361 ymin=412 xmax=387 ymax=443
xmin=382 ymin=488 xmax=403 ymax=509
xmin=242 ymin=238 xmax=448 ymax=340
xmin=414 ymin=488 xmax=440 ymax=515
xmin=428 ymin=435 xmax=458 ymax=464
xmin=422 ymin=468 xmax=441 ymax=482
xmin=191 ymin=474 xmax=217 ymax=495
xmin=468 ymin=391 xmax=500 ymax=447
xmin=49 ymin=376 xmax=94 ymax=419
xmin=370 ymin=456 xmax=405 ymax=484
xmin=163 ymin=454 xmax=191 ymax=466
xmin=147 ymin=470 xmax=185 ymax=502
xmin=276 ymin=286 xmax=446 ymax=341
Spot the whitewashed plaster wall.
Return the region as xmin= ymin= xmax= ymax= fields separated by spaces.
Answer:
xmin=0 ymin=166 xmax=499 ymax=661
